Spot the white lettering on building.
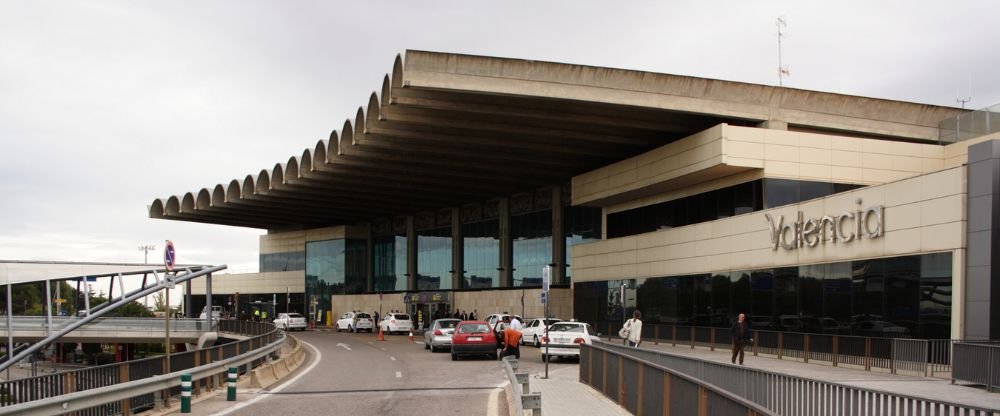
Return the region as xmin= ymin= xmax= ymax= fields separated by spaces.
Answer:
xmin=765 ymin=199 xmax=884 ymax=251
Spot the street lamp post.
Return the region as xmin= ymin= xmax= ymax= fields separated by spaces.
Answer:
xmin=138 ymin=245 xmax=156 ymax=264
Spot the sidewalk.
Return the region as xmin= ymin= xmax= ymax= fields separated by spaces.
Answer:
xmin=523 ymin=364 xmax=629 ymax=416
xmin=636 ymin=341 xmax=1000 ymax=410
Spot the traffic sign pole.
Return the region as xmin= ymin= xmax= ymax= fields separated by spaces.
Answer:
xmin=542 ymin=265 xmax=551 ymax=379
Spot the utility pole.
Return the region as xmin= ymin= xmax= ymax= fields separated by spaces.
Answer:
xmin=139 ymin=244 xmax=156 ymax=264
xmin=776 ymin=17 xmax=790 ymax=86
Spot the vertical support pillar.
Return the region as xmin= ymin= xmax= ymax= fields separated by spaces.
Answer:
xmin=406 ymin=216 xmax=417 ymax=291
xmin=180 ymin=374 xmax=192 ymax=413
xmin=966 ymin=139 xmax=1000 ymax=339
xmin=452 ymin=207 xmax=463 ymax=290
xmin=45 ymin=279 xmax=52 ymax=337
xmin=206 ymin=274 xmax=213 ymax=329
xmin=120 ymin=363 xmax=131 ymax=416
xmin=366 ymin=222 xmax=375 ymax=293
xmin=184 ymin=280 xmax=192 ymax=319
xmin=551 ymin=187 xmax=566 ymax=285
xmin=499 ymin=198 xmax=512 ymax=288
xmin=5 ymin=284 xmax=12 ymax=380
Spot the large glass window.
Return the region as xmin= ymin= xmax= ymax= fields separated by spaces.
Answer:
xmin=512 ymin=210 xmax=551 ymax=287
xmin=374 ymin=234 xmax=407 ymax=292
xmin=417 ymin=226 xmax=452 ymax=290
xmin=462 ymin=220 xmax=499 ymax=289
xmin=259 ymin=251 xmax=304 ymax=272
xmin=565 ymin=206 xmax=602 ymax=284
xmin=305 ymin=239 xmax=366 ymax=318
xmin=574 ymin=253 xmax=952 ymax=339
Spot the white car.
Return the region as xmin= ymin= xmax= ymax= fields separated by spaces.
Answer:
xmin=521 ymin=318 xmax=562 ymax=347
xmin=380 ymin=313 xmax=413 ymax=335
xmin=336 ymin=312 xmax=375 ymax=333
xmin=273 ymin=313 xmax=307 ymax=331
xmin=540 ymin=321 xmax=596 ymax=362
xmin=484 ymin=313 xmax=523 ymax=330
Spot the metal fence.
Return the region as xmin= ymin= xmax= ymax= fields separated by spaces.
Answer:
xmin=593 ymin=321 xmax=977 ymax=378
xmin=0 ymin=320 xmax=278 ymax=414
xmin=589 ymin=340 xmax=1000 ymax=416
xmin=581 ymin=341 xmax=773 ymax=416
xmin=939 ymin=103 xmax=1000 ymax=143
xmin=953 ymin=342 xmax=1000 ymax=392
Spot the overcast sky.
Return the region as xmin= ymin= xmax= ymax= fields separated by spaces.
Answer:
xmin=2 ymin=1 xmax=998 ymax=274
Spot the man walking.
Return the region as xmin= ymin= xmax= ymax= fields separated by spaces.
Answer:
xmin=730 ymin=313 xmax=752 ymax=365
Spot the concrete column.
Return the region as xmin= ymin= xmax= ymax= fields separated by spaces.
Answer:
xmin=756 ymin=119 xmax=788 ymax=130
xmin=184 ymin=281 xmax=192 ymax=318
xmin=206 ymin=274 xmax=213 ymax=328
xmin=452 ymin=208 xmax=463 ymax=290
xmin=965 ymin=139 xmax=1000 ymax=339
xmin=499 ymin=198 xmax=512 ymax=288
xmin=366 ymin=223 xmax=374 ymax=293
xmin=552 ymin=187 xmax=566 ymax=285
xmin=406 ymin=216 xmax=417 ymax=291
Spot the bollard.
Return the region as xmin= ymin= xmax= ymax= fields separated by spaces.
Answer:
xmin=227 ymin=367 xmax=238 ymax=401
xmin=181 ymin=374 xmax=192 ymax=413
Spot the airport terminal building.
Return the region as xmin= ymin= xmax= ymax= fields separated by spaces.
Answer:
xmin=151 ymin=50 xmax=1000 ymax=340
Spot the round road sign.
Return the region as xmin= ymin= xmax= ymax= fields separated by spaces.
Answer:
xmin=164 ymin=240 xmax=176 ymax=271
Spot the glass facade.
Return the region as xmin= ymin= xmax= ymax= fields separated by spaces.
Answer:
xmin=606 ymin=179 xmax=864 ymax=238
xmin=462 ymin=219 xmax=499 ymax=289
xmin=259 ymin=251 xmax=304 ymax=272
xmin=565 ymin=206 xmax=602 ymax=283
xmin=417 ymin=226 xmax=452 ymax=290
xmin=374 ymin=234 xmax=407 ymax=292
xmin=305 ymin=239 xmax=367 ymax=320
xmin=574 ymin=253 xmax=953 ymax=339
xmin=512 ymin=210 xmax=551 ymax=287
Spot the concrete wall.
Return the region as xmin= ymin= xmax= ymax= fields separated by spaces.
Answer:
xmin=965 ymin=139 xmax=1000 ymax=339
xmin=260 ymin=225 xmax=369 ymax=254
xmin=187 ymin=271 xmax=304 ymax=294
xmin=329 ymin=288 xmax=573 ymax=324
xmin=572 ymin=166 xmax=966 ymax=282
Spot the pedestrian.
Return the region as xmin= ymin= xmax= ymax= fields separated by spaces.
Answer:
xmin=261 ymin=310 xmax=268 ymax=323
xmin=496 ymin=316 xmax=511 ymax=360
xmin=620 ymin=310 xmax=642 ymax=348
xmin=510 ymin=315 xmax=523 ymax=331
xmin=461 ymin=310 xmax=468 ymax=320
xmin=469 ymin=310 xmax=477 ymax=320
xmin=502 ymin=322 xmax=522 ymax=359
xmin=253 ymin=308 xmax=260 ymax=322
xmin=730 ymin=313 xmax=753 ymax=365
xmin=373 ymin=311 xmax=379 ymax=326
xmin=453 ymin=309 xmax=461 ymax=319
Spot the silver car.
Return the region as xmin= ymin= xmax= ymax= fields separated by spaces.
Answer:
xmin=424 ymin=318 xmax=460 ymax=352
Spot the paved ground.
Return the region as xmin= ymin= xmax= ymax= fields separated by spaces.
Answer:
xmin=171 ymin=330 xmax=627 ymax=416
xmin=634 ymin=340 xmax=1000 ymax=411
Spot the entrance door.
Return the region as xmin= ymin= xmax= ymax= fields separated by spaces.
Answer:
xmin=411 ymin=303 xmax=451 ymax=331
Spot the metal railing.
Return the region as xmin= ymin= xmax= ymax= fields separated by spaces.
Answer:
xmin=581 ymin=341 xmax=773 ymax=416
xmin=502 ymin=357 xmax=540 ymax=416
xmin=0 ymin=320 xmax=279 ymax=415
xmin=589 ymin=340 xmax=1000 ymax=416
xmin=953 ymin=342 xmax=1000 ymax=392
xmin=939 ymin=103 xmax=1000 ymax=143
xmin=593 ymin=321 xmax=972 ymax=378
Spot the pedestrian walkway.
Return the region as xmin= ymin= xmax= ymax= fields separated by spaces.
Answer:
xmin=527 ymin=364 xmax=630 ymax=416
xmin=636 ymin=341 xmax=1000 ymax=411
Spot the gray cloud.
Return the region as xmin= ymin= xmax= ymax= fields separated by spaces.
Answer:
xmin=2 ymin=1 xmax=998 ymax=271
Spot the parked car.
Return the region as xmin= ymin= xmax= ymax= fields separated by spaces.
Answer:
xmin=336 ymin=312 xmax=375 ymax=332
xmin=199 ymin=306 xmax=222 ymax=320
xmin=854 ymin=320 xmax=911 ymax=338
xmin=380 ymin=312 xmax=413 ymax=335
xmin=540 ymin=321 xmax=595 ymax=362
xmin=273 ymin=313 xmax=307 ymax=331
xmin=424 ymin=318 xmax=460 ymax=352
xmin=521 ymin=318 xmax=562 ymax=347
xmin=451 ymin=321 xmax=497 ymax=361
xmin=484 ymin=313 xmax=523 ymax=330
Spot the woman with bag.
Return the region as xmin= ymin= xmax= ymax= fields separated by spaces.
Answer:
xmin=619 ymin=310 xmax=642 ymax=348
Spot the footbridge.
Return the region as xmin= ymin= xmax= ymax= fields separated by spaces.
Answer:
xmin=0 ymin=316 xmax=218 ymax=344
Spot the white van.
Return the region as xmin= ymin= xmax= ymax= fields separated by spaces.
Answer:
xmin=199 ymin=306 xmax=222 ymax=320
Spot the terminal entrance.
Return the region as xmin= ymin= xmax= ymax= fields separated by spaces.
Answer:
xmin=403 ymin=291 xmax=452 ymax=331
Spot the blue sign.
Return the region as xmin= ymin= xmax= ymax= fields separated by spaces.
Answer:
xmin=540 ymin=292 xmax=547 ymax=305
xmin=164 ymin=240 xmax=176 ymax=271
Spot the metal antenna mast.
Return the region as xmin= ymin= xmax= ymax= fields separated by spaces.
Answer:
xmin=777 ymin=17 xmax=790 ymax=86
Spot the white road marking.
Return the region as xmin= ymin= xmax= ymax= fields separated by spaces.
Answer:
xmin=395 ymin=371 xmax=402 ymax=378
xmin=336 ymin=342 xmax=352 ymax=351
xmin=390 ymin=356 xmax=396 ymax=361
xmin=380 ymin=348 xmax=387 ymax=351
xmin=209 ymin=340 xmax=322 ymax=416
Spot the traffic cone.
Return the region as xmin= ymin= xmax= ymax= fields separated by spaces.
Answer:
xmin=408 ymin=330 xmax=414 ymax=342
xmin=377 ymin=326 xmax=385 ymax=342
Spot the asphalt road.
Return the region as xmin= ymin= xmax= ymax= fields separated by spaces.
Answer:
xmin=219 ymin=330 xmax=580 ymax=416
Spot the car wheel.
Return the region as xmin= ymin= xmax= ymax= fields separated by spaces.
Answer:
xmin=451 ymin=354 xmax=458 ymax=361
xmin=425 ymin=342 xmax=430 ymax=350
xmin=430 ymin=344 xmax=437 ymax=353
xmin=534 ymin=335 xmax=540 ymax=348
xmin=491 ymin=352 xmax=498 ymax=360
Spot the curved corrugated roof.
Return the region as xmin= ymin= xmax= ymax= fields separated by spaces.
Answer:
xmin=149 ymin=50 xmax=964 ymax=230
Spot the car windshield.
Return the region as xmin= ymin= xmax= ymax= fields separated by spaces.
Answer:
xmin=549 ymin=323 xmax=584 ymax=333
xmin=542 ymin=319 xmax=560 ymax=326
xmin=395 ymin=314 xmax=410 ymax=320
xmin=458 ymin=324 xmax=489 ymax=334
xmin=356 ymin=313 xmax=371 ymax=319
xmin=288 ymin=313 xmax=303 ymax=319
xmin=438 ymin=319 xmax=459 ymax=329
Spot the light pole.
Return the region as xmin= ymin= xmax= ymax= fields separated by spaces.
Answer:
xmin=138 ymin=245 xmax=156 ymax=264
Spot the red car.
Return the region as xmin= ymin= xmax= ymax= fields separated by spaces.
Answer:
xmin=451 ymin=321 xmax=497 ymax=361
